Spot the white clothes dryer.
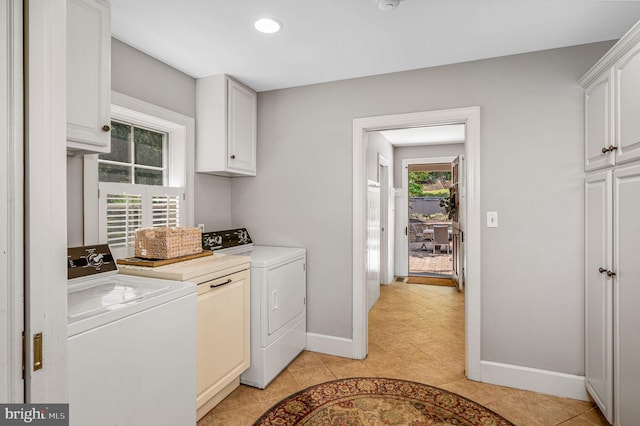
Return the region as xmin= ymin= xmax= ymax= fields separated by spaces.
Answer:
xmin=208 ymin=229 xmax=307 ymax=389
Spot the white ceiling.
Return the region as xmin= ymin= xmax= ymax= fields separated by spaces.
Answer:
xmin=110 ymin=0 xmax=640 ymax=92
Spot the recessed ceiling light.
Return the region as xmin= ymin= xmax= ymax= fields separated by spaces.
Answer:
xmin=254 ymin=18 xmax=281 ymax=34
xmin=377 ymin=0 xmax=400 ymax=12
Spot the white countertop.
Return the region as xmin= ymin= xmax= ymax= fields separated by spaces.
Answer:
xmin=117 ymin=253 xmax=250 ymax=283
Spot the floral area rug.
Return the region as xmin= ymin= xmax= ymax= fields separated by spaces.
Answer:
xmin=253 ymin=377 xmax=514 ymax=425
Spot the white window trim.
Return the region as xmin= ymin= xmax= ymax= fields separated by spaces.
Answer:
xmin=83 ymin=91 xmax=195 ymax=246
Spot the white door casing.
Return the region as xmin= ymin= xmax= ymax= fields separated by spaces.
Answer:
xmin=352 ymin=107 xmax=481 ymax=382
xmin=0 ymin=0 xmax=24 ymax=403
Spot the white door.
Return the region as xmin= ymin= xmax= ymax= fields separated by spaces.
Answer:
xmin=367 ymin=182 xmax=381 ymax=311
xmin=584 ymin=170 xmax=613 ymax=423
xmin=25 ymin=0 xmax=69 ymax=401
xmin=613 ymin=164 xmax=640 ymax=425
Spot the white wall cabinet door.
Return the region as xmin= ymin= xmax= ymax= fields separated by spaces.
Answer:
xmin=613 ymin=164 xmax=640 ymax=425
xmin=66 ymin=0 xmax=111 ymax=154
xmin=227 ymin=79 xmax=257 ymax=174
xmin=196 ymin=74 xmax=257 ymax=176
xmin=615 ymin=47 xmax=640 ymax=166
xmin=584 ymin=69 xmax=615 ymax=172
xmin=584 ymin=170 xmax=613 ymax=424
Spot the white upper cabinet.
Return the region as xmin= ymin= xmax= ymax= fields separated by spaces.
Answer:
xmin=616 ymin=46 xmax=640 ymax=165
xmin=584 ymin=69 xmax=615 ymax=172
xmin=579 ymin=21 xmax=640 ymax=171
xmin=196 ymin=74 xmax=257 ymax=176
xmin=66 ymin=0 xmax=111 ymax=154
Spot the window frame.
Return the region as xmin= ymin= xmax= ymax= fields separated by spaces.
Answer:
xmin=98 ymin=119 xmax=169 ymax=186
xmin=83 ymin=91 xmax=195 ymax=254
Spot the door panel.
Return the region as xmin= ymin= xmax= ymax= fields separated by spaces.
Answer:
xmin=367 ymin=184 xmax=381 ymax=311
xmin=584 ymin=170 xmax=613 ymax=423
xmin=267 ymin=259 xmax=306 ymax=335
xmin=613 ymin=165 xmax=640 ymax=425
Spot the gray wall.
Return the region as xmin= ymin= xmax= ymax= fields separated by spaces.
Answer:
xmin=66 ymin=39 xmax=232 ymax=244
xmin=366 ymin=132 xmax=394 ymax=183
xmin=231 ymin=41 xmax=614 ymax=376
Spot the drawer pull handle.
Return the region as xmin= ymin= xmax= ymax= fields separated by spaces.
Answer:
xmin=211 ymin=278 xmax=233 ymax=288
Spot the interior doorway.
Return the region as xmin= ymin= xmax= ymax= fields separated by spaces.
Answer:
xmin=352 ymin=107 xmax=481 ymax=381
xmin=407 ymin=162 xmax=454 ymax=278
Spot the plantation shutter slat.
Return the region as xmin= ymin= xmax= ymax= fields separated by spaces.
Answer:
xmin=104 ymin=192 xmax=142 ymax=247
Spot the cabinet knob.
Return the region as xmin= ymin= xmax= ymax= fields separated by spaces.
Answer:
xmin=102 ymin=124 xmax=111 ymax=132
xmin=599 ymin=267 xmax=607 ymax=274
xmin=602 ymin=145 xmax=618 ymax=153
xmin=230 ymin=155 xmax=236 ymax=160
xmin=607 ymin=270 xmax=616 ymax=277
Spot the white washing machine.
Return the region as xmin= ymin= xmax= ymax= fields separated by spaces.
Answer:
xmin=67 ymin=245 xmax=197 ymax=426
xmin=209 ymin=229 xmax=306 ymax=389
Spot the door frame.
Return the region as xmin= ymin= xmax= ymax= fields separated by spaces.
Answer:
xmin=1 ymin=0 xmax=24 ymax=402
xmin=398 ymin=156 xmax=457 ymax=278
xmin=352 ymin=107 xmax=481 ymax=381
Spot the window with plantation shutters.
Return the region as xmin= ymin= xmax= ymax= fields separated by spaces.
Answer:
xmin=99 ymin=184 xmax=184 ymax=257
xmin=86 ymin=96 xmax=193 ymax=258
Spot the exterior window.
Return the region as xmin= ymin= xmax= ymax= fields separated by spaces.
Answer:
xmin=98 ymin=119 xmax=184 ymax=253
xmin=85 ymin=93 xmax=194 ymax=259
xmin=98 ymin=120 xmax=167 ymax=186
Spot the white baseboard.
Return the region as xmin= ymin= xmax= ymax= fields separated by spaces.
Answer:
xmin=306 ymin=332 xmax=357 ymax=359
xmin=480 ymin=360 xmax=589 ymax=401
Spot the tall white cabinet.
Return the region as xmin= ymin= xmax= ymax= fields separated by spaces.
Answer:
xmin=580 ymin=20 xmax=640 ymax=426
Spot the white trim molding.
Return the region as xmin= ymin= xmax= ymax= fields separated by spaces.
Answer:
xmin=83 ymin=91 xmax=195 ymax=244
xmin=306 ymin=333 xmax=355 ymax=359
xmin=481 ymin=361 xmax=589 ymax=401
xmin=1 ymin=0 xmax=24 ymax=403
xmin=352 ymin=107 xmax=481 ymax=381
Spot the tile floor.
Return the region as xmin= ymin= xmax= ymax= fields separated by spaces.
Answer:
xmin=409 ymin=241 xmax=453 ymax=276
xmin=197 ymin=281 xmax=609 ymax=426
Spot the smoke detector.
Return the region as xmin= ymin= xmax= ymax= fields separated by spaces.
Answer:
xmin=377 ymin=0 xmax=400 ymax=12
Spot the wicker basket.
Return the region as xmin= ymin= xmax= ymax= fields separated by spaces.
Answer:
xmin=134 ymin=227 xmax=202 ymax=259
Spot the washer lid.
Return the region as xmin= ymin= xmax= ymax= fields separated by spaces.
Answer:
xmin=67 ymin=279 xmax=171 ymax=321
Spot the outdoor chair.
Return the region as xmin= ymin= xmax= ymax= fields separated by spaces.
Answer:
xmin=433 ymin=225 xmax=450 ymax=254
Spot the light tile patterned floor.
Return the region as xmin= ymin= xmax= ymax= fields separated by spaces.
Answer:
xmin=197 ymin=282 xmax=608 ymax=426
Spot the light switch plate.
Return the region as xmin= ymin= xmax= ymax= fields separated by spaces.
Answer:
xmin=487 ymin=211 xmax=498 ymax=228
